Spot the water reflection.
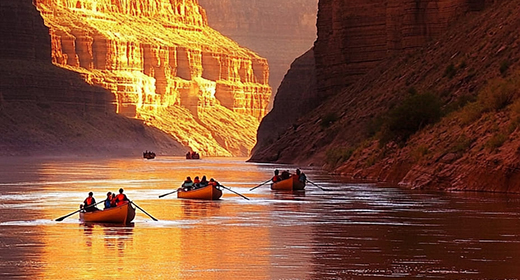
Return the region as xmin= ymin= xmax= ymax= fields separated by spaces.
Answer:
xmin=180 ymin=200 xmax=222 ymax=218
xmin=2 ymin=157 xmax=520 ymax=278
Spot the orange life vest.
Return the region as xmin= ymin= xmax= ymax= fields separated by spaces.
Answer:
xmin=85 ymin=197 xmax=94 ymax=205
xmin=115 ymin=193 xmax=127 ymax=206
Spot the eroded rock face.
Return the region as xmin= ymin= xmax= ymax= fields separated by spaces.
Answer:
xmin=0 ymin=0 xmax=185 ymax=156
xmin=0 ymin=1 xmax=50 ymax=62
xmin=251 ymin=49 xmax=318 ymax=159
xmin=252 ymin=0 xmax=497 ymax=162
xmin=198 ymin=0 xmax=318 ymax=101
xmin=314 ymin=0 xmax=489 ymax=98
xmin=34 ymin=0 xmax=272 ymax=156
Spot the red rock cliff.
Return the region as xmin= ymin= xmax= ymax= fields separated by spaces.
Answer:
xmin=252 ymin=0 xmax=520 ymax=194
xmin=34 ymin=0 xmax=272 ymax=156
xmin=253 ymin=0 xmax=490 ymax=160
xmin=314 ymin=0 xmax=491 ymax=98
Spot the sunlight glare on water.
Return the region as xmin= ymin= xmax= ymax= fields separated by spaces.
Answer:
xmin=1 ymin=156 xmax=520 ymax=279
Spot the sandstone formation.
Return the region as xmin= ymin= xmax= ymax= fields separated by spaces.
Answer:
xmin=314 ymin=0 xmax=492 ymax=98
xmin=0 ymin=0 xmax=185 ymax=156
xmin=253 ymin=0 xmax=490 ymax=159
xmin=198 ymin=0 xmax=318 ymax=103
xmin=251 ymin=0 xmax=520 ymax=193
xmin=34 ymin=0 xmax=272 ymax=156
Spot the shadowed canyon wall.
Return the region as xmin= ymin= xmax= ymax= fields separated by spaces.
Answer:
xmin=252 ymin=0 xmax=520 ymax=193
xmin=252 ymin=49 xmax=317 ymax=156
xmin=34 ymin=0 xmax=272 ymax=156
xmin=314 ymin=0 xmax=492 ymax=98
xmin=198 ymin=0 xmax=318 ymax=104
xmin=0 ymin=0 xmax=184 ymax=156
xmin=251 ymin=0 xmax=494 ymax=161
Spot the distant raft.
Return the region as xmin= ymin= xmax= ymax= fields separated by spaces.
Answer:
xmin=143 ymin=151 xmax=156 ymax=159
xmin=79 ymin=202 xmax=136 ymax=224
xmin=271 ymin=176 xmax=305 ymax=191
xmin=177 ymin=185 xmax=222 ymax=200
xmin=185 ymin=151 xmax=200 ymax=159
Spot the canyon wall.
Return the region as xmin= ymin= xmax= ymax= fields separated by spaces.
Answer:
xmin=252 ymin=49 xmax=317 ymax=156
xmin=252 ymin=0 xmax=469 ymax=160
xmin=198 ymin=0 xmax=318 ymax=103
xmin=0 ymin=0 xmax=185 ymax=156
xmin=314 ymin=0 xmax=490 ymax=98
xmin=252 ymin=0 xmax=495 ymax=162
xmin=252 ymin=0 xmax=520 ymax=194
xmin=34 ymin=0 xmax=272 ymax=156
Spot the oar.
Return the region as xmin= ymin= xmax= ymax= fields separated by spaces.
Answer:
xmin=307 ymin=179 xmax=329 ymax=191
xmin=130 ymin=201 xmax=158 ymax=221
xmin=250 ymin=179 xmax=272 ymax=191
xmin=55 ymin=199 xmax=105 ymax=222
xmin=219 ymin=185 xmax=250 ymax=200
xmin=159 ymin=189 xmax=179 ymax=198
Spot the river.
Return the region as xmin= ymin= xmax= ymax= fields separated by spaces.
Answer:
xmin=0 ymin=156 xmax=520 ymax=279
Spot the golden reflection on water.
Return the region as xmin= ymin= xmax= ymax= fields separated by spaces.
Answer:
xmin=32 ymin=157 xmax=298 ymax=279
xmin=5 ymin=157 xmax=520 ymax=278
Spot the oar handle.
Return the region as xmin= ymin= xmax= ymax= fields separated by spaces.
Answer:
xmin=307 ymin=180 xmax=328 ymax=191
xmin=250 ymin=179 xmax=272 ymax=191
xmin=130 ymin=201 xmax=158 ymax=221
xmin=220 ymin=185 xmax=250 ymax=200
xmin=159 ymin=189 xmax=178 ymax=198
xmin=55 ymin=199 xmax=106 ymax=221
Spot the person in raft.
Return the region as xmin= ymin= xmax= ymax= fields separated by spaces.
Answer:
xmin=104 ymin=192 xmax=112 ymax=209
xmin=114 ymin=188 xmax=130 ymax=206
xmin=208 ymin=178 xmax=219 ymax=187
xmin=272 ymin=170 xmax=281 ymax=183
xmin=295 ymin=169 xmax=307 ymax=183
xmin=193 ymin=176 xmax=201 ymax=188
xmin=82 ymin=192 xmax=99 ymax=212
xmin=182 ymin=176 xmax=194 ymax=191
xmin=199 ymin=176 xmax=209 ymax=188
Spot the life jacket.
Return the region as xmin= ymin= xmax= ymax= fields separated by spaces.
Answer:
xmin=85 ymin=197 xmax=94 ymax=206
xmin=115 ymin=193 xmax=127 ymax=206
xmin=194 ymin=178 xmax=200 ymax=184
xmin=104 ymin=199 xmax=111 ymax=209
xmin=272 ymin=175 xmax=281 ymax=183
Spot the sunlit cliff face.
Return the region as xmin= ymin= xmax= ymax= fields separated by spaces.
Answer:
xmin=34 ymin=0 xmax=272 ymax=156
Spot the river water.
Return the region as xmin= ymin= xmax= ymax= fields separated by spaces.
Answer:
xmin=1 ymin=157 xmax=520 ymax=279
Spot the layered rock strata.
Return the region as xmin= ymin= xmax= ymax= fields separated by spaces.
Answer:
xmin=253 ymin=0 xmax=496 ymax=161
xmin=314 ymin=0 xmax=491 ymax=98
xmin=253 ymin=0 xmax=491 ymax=159
xmin=198 ymin=0 xmax=318 ymax=103
xmin=34 ymin=0 xmax=272 ymax=156
xmin=253 ymin=0 xmax=520 ymax=194
xmin=0 ymin=0 xmax=184 ymax=156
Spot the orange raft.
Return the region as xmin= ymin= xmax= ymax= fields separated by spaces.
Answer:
xmin=177 ymin=185 xmax=223 ymax=200
xmin=271 ymin=176 xmax=306 ymax=191
xmin=79 ymin=202 xmax=136 ymax=224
